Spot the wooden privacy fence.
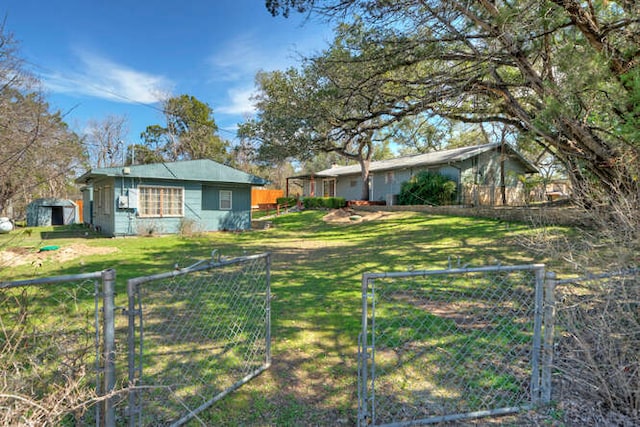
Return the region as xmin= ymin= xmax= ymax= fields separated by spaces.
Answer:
xmin=251 ymin=188 xmax=284 ymax=209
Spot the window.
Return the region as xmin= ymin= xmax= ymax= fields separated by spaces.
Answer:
xmin=385 ymin=171 xmax=395 ymax=184
xmin=139 ymin=186 xmax=184 ymax=217
xmin=102 ymin=186 xmax=111 ymax=214
xmin=323 ymin=179 xmax=335 ymax=197
xmin=219 ymin=190 xmax=232 ymax=210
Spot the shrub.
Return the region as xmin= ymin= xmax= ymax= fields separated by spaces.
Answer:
xmin=397 ymin=171 xmax=457 ymax=205
xmin=302 ymin=197 xmax=346 ymax=209
xmin=178 ymin=217 xmax=203 ymax=237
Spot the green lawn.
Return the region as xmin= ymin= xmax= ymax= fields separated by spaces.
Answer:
xmin=0 ymin=210 xmax=566 ymax=425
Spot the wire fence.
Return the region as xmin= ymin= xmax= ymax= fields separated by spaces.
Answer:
xmin=126 ymin=252 xmax=272 ymax=425
xmin=1 ymin=252 xmax=271 ymax=427
xmin=0 ymin=270 xmax=114 ymax=426
xmin=358 ymin=264 xmax=554 ymax=426
xmin=3 ymin=256 xmax=636 ymax=425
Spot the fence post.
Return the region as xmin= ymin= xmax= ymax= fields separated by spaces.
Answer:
xmin=530 ymin=266 xmax=546 ymax=405
xmin=102 ymin=268 xmax=117 ymax=427
xmin=541 ymin=271 xmax=557 ymax=404
xmin=265 ymin=253 xmax=272 ymax=367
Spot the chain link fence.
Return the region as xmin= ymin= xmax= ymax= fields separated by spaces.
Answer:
xmin=358 ymin=264 xmax=554 ymax=426
xmin=1 ymin=252 xmax=270 ymax=426
xmin=0 ymin=270 xmax=116 ymax=426
xmin=125 ymin=252 xmax=272 ymax=425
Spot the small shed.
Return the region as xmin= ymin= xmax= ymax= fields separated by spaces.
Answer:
xmin=26 ymin=198 xmax=77 ymax=227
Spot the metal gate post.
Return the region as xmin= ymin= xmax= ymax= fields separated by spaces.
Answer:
xmin=102 ymin=269 xmax=117 ymax=427
xmin=541 ymin=271 xmax=557 ymax=404
xmin=357 ymin=274 xmax=372 ymax=427
xmin=265 ymin=253 xmax=272 ymax=368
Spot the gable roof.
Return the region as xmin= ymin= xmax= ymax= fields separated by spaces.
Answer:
xmin=76 ymin=159 xmax=267 ymax=186
xmin=299 ymin=143 xmax=537 ymax=178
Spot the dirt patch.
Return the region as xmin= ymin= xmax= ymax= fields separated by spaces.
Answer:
xmin=322 ymin=208 xmax=395 ymax=224
xmin=0 ymin=243 xmax=118 ymax=267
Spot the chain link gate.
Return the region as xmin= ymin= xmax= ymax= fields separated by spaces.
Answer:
xmin=0 ymin=269 xmax=118 ymax=426
xmin=358 ymin=264 xmax=555 ymax=426
xmin=124 ymin=252 xmax=271 ymax=426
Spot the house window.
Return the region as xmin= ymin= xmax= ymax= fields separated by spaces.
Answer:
xmin=323 ymin=179 xmax=335 ymax=197
xmin=350 ymin=180 xmax=357 ymax=187
xmin=102 ymin=186 xmax=111 ymax=214
xmin=385 ymin=171 xmax=394 ymax=184
xmin=220 ymin=190 xmax=232 ymax=210
xmin=95 ymin=187 xmax=102 ymax=209
xmin=139 ymin=186 xmax=184 ymax=217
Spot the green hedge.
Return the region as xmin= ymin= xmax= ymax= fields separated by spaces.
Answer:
xmin=302 ymin=197 xmax=346 ymax=209
xmin=398 ymin=171 xmax=457 ymax=205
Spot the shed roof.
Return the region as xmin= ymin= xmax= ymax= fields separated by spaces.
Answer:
xmin=292 ymin=143 xmax=537 ymax=178
xmin=76 ymin=159 xmax=267 ymax=186
xmin=28 ymin=197 xmax=76 ymax=207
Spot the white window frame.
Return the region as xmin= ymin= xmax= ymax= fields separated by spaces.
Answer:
xmin=138 ymin=185 xmax=184 ymax=218
xmin=385 ymin=171 xmax=395 ymax=184
xmin=322 ymin=179 xmax=336 ymax=197
xmin=219 ymin=190 xmax=232 ymax=210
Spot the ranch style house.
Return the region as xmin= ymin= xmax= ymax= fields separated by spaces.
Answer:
xmin=286 ymin=143 xmax=539 ymax=206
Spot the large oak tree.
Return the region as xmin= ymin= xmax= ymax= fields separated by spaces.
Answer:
xmin=265 ymin=0 xmax=640 ymax=203
xmin=239 ymin=24 xmax=404 ymax=200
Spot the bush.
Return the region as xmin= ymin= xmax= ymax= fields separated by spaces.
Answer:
xmin=397 ymin=171 xmax=457 ymax=205
xmin=302 ymin=197 xmax=346 ymax=209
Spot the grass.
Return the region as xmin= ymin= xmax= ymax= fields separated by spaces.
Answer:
xmin=0 ymin=210 xmax=567 ymax=425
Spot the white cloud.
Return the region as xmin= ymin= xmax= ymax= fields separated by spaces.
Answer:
xmin=43 ymin=50 xmax=173 ymax=104
xmin=208 ymin=32 xmax=316 ymax=120
xmin=216 ymin=86 xmax=256 ymax=116
xmin=208 ymin=32 xmax=312 ymax=83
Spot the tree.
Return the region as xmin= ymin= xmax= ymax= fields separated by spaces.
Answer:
xmin=84 ymin=115 xmax=128 ymax=167
xmin=382 ymin=114 xmax=449 ymax=156
xmin=140 ymin=94 xmax=230 ymax=163
xmin=264 ymin=0 xmax=640 ymax=203
xmin=124 ymin=143 xmax=163 ymax=166
xmin=239 ymin=23 xmax=402 ymax=200
xmin=0 ymin=24 xmax=84 ymax=217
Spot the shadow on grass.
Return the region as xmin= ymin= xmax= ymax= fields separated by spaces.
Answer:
xmin=2 ymin=210 xmax=556 ymax=425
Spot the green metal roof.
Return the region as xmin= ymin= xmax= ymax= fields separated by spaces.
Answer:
xmin=76 ymin=159 xmax=267 ymax=186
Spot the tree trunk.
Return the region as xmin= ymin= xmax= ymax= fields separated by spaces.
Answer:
xmin=359 ymin=157 xmax=370 ymax=201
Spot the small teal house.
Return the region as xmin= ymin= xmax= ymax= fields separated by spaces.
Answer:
xmin=75 ymin=159 xmax=267 ymax=236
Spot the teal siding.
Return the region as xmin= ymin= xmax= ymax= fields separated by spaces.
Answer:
xmin=92 ymin=178 xmax=254 ymax=236
xmin=201 ymin=185 xmax=251 ymax=231
xmin=77 ymin=159 xmax=265 ymax=236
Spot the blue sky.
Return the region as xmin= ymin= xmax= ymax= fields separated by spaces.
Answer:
xmin=4 ymin=1 xmax=333 ymax=145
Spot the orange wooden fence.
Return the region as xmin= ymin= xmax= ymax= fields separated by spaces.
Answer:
xmin=251 ymin=188 xmax=284 ymax=209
